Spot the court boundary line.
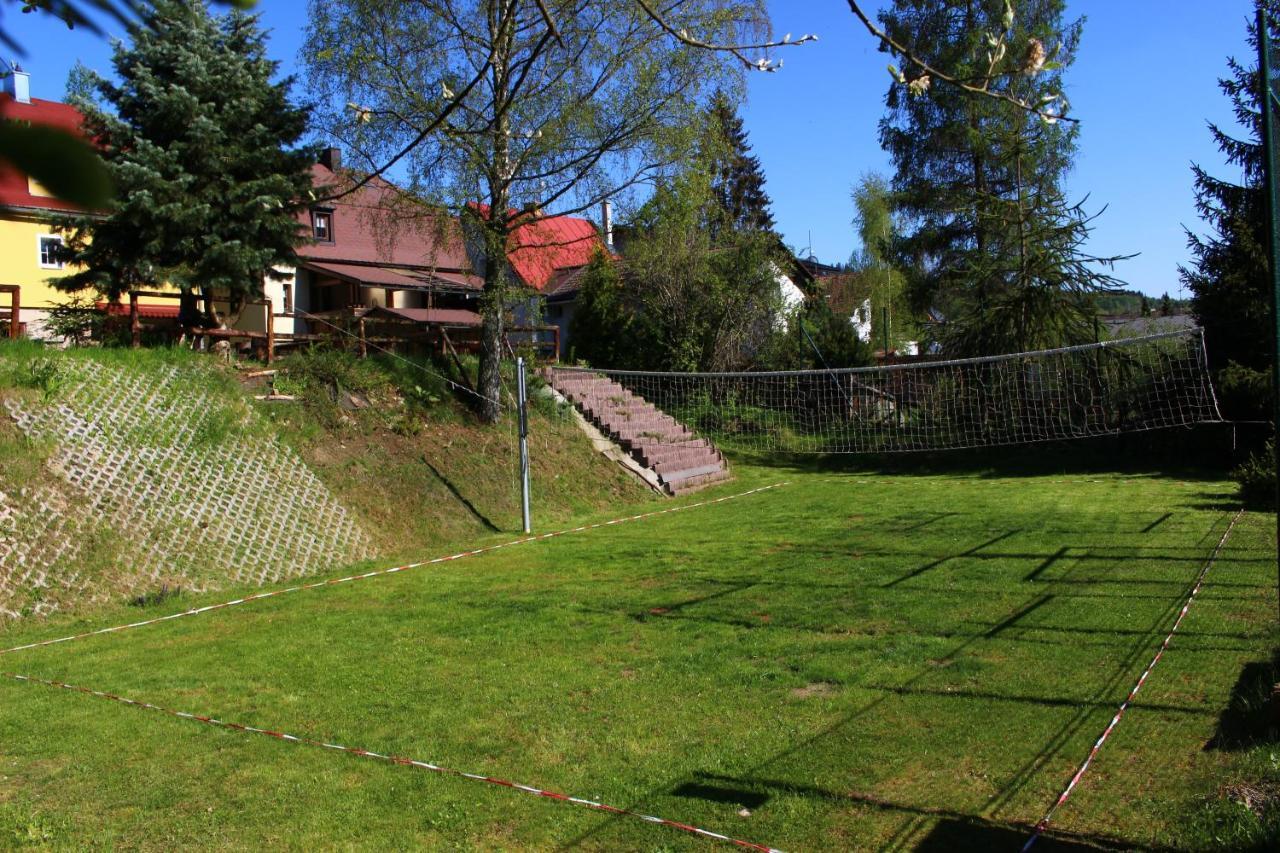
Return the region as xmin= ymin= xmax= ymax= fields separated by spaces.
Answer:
xmin=0 ymin=483 xmax=788 ymax=658
xmin=1021 ymin=508 xmax=1246 ymax=850
xmin=1 ymin=670 xmax=783 ymax=852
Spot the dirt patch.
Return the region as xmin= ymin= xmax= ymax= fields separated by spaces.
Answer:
xmin=791 ymin=681 xmax=839 ymax=699
xmin=1223 ymin=780 xmax=1280 ymax=818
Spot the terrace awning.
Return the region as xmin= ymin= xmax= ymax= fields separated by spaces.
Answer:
xmin=299 ymin=261 xmax=483 ymax=292
xmin=362 ymin=306 xmax=482 ymax=327
xmin=96 ymin=301 xmax=180 ymax=319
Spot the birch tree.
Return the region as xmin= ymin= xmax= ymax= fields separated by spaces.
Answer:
xmin=306 ymin=0 xmax=777 ymax=421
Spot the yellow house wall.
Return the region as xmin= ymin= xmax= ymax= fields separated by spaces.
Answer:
xmin=0 ymin=212 xmax=78 ymax=308
xmin=0 ymin=211 xmax=179 ymax=317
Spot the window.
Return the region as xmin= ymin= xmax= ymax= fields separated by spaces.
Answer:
xmin=311 ymin=209 xmax=334 ymax=242
xmin=38 ymin=235 xmax=63 ymax=269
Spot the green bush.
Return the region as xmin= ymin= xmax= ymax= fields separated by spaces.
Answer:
xmin=1233 ymin=438 xmax=1276 ymax=508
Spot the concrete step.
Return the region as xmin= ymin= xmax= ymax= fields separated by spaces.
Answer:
xmin=543 ymin=369 xmax=730 ymax=498
xmin=651 ymin=448 xmax=722 ymax=473
xmin=663 ymin=468 xmax=733 ymax=495
xmin=622 ymin=436 xmax=709 ymax=458
xmin=607 ymin=424 xmax=691 ymax=442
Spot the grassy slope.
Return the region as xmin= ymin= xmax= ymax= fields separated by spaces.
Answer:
xmin=258 ymin=347 xmax=651 ymax=557
xmin=0 ymin=456 xmax=1275 ymax=850
xmin=0 ymin=343 xmax=649 ymax=615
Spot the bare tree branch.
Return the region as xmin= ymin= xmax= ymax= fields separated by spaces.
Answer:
xmin=316 ymin=58 xmax=493 ymax=203
xmin=532 ymin=0 xmax=565 ymax=47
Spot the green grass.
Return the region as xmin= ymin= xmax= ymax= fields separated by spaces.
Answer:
xmin=0 ymin=458 xmax=1275 ymax=850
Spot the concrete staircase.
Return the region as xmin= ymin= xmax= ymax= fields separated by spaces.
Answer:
xmin=543 ymin=369 xmax=730 ymax=496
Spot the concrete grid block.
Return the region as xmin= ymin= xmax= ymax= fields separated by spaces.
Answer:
xmin=0 ymin=358 xmax=378 ymax=621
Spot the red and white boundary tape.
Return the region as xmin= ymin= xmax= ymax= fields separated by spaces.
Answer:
xmin=1021 ymin=508 xmax=1245 ymax=851
xmin=0 ymin=482 xmax=787 ymax=657
xmin=1 ymin=670 xmax=784 ymax=852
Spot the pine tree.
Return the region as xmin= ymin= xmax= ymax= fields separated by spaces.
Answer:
xmin=1179 ymin=1 xmax=1279 ymax=421
xmin=57 ymin=0 xmax=315 ymax=311
xmin=878 ymin=0 xmax=1121 ymax=356
xmin=708 ymin=91 xmax=776 ymax=235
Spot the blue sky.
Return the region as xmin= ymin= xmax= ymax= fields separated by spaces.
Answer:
xmin=3 ymin=0 xmax=1257 ymax=296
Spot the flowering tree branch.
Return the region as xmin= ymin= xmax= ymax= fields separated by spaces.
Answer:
xmin=632 ymin=0 xmax=815 ymax=72
xmin=846 ymin=0 xmax=1078 ymax=124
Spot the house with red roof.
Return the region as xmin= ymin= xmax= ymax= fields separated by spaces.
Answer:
xmin=0 ymin=70 xmax=101 ymax=336
xmin=262 ymin=155 xmax=607 ymax=354
xmin=0 ymin=80 xmax=603 ymax=353
xmin=501 ymin=204 xmax=612 ymax=358
xmin=0 ymin=71 xmax=194 ymax=337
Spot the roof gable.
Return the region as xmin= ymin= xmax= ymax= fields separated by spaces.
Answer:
xmin=298 ymin=163 xmax=472 ymax=273
xmin=0 ymin=94 xmax=90 ymax=214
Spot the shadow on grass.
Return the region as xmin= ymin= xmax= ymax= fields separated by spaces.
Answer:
xmin=558 ymin=493 xmax=1247 ymax=850
xmin=671 ymin=781 xmax=769 ymax=810
xmin=1205 ymin=654 xmax=1280 ymax=752
xmin=420 ymin=453 xmax=500 ymax=532
xmin=723 ymin=426 xmax=1237 ymax=484
xmin=911 ymin=816 xmax=1152 ymax=851
xmin=681 ymin=772 xmax=1155 ymax=851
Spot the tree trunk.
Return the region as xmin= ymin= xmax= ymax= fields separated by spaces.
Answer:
xmin=477 ymin=234 xmax=506 ymax=422
xmin=476 ymin=0 xmax=515 ymax=425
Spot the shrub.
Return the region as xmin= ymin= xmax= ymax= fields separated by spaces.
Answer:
xmin=1233 ymin=438 xmax=1276 ymax=508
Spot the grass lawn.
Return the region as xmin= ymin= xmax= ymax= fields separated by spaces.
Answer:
xmin=0 ymin=456 xmax=1275 ymax=850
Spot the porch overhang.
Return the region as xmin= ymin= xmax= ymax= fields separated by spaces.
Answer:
xmin=360 ymin=305 xmax=482 ymax=327
xmin=298 ymin=260 xmax=483 ymax=293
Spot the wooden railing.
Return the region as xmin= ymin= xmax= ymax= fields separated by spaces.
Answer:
xmin=0 ymin=285 xmax=19 ymax=339
xmin=122 ymin=294 xmax=560 ymax=365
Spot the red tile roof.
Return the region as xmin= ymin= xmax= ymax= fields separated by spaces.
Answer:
xmin=470 ymin=203 xmax=607 ymax=291
xmin=0 ymin=94 xmax=89 ymax=214
xmin=506 ymin=213 xmax=603 ymax=291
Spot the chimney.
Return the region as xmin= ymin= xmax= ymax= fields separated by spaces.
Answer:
xmin=5 ymin=63 xmax=30 ymax=104
xmin=319 ymin=146 xmax=341 ymax=171
xmin=601 ymin=199 xmax=613 ymax=250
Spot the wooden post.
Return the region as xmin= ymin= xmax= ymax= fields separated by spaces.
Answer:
xmin=129 ymin=291 xmax=140 ymax=348
xmin=440 ymin=328 xmax=475 ymax=393
xmin=7 ymin=286 xmax=19 ymax=339
xmin=358 ymin=317 xmax=367 ymax=358
xmin=265 ymin=298 xmax=275 ymax=365
xmin=551 ymin=325 xmax=560 ymax=363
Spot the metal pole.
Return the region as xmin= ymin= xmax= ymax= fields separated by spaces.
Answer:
xmin=1256 ymin=8 xmax=1280 ymax=621
xmin=882 ymin=306 xmax=890 ymax=360
xmin=517 ymin=356 xmax=532 ymax=534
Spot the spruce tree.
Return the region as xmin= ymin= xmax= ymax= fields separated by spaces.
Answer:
xmin=1179 ymin=1 xmax=1279 ymax=421
xmin=878 ymin=0 xmax=1121 ymax=356
xmin=708 ymin=90 xmax=776 ymax=235
xmin=57 ymin=0 xmax=315 ymax=310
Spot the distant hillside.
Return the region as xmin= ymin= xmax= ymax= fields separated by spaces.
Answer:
xmin=1094 ymin=289 xmax=1191 ymax=317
